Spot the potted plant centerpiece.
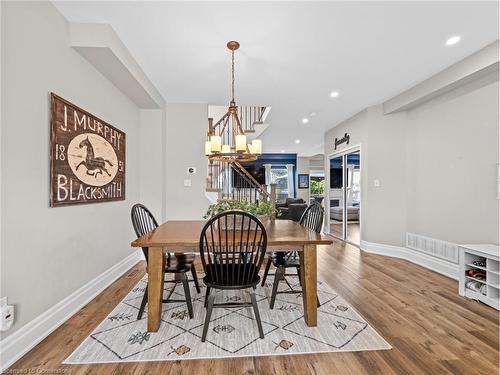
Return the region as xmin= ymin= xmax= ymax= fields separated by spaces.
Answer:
xmin=204 ymin=200 xmax=279 ymax=229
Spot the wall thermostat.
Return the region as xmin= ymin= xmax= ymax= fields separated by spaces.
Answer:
xmin=187 ymin=167 xmax=196 ymax=175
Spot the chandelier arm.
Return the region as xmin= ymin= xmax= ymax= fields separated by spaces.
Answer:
xmin=231 ymin=112 xmax=237 ymax=148
xmin=233 ymin=111 xmax=245 ymax=136
xmin=219 ymin=114 xmax=230 ymax=145
xmin=234 ymin=113 xmax=249 ymax=152
xmin=233 ymin=113 xmax=250 ymax=153
xmin=213 ymin=112 xmax=230 ymax=130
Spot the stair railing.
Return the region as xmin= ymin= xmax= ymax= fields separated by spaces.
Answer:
xmin=238 ymin=106 xmax=267 ymax=133
xmin=210 ymin=106 xmax=266 ymax=135
xmin=230 ymin=161 xmax=271 ymax=202
xmin=206 ymin=159 xmax=273 ymax=204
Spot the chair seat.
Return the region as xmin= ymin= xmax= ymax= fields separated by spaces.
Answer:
xmin=271 ymin=252 xmax=300 ymax=267
xmin=203 ymin=264 xmax=260 ymax=288
xmin=164 ymin=255 xmax=194 ymax=273
xmin=171 ymin=253 xmax=196 ymax=264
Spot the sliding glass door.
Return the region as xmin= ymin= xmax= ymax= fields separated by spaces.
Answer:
xmin=345 ymin=151 xmax=360 ymax=245
xmin=329 ymin=155 xmax=345 ymax=239
xmin=328 ymin=149 xmax=361 ymax=246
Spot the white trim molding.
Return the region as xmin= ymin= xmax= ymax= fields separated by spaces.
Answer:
xmin=0 ymin=250 xmax=143 ymax=371
xmin=360 ymin=240 xmax=459 ymax=280
xmin=69 ymin=23 xmax=165 ymax=109
xmin=383 ymin=40 xmax=499 ymax=113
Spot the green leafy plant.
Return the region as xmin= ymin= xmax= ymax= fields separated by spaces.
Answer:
xmin=310 ymin=179 xmax=325 ymax=195
xmin=203 ymin=200 xmax=280 ymax=219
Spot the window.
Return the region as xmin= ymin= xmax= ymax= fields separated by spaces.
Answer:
xmin=310 ymin=172 xmax=325 ymax=197
xmin=270 ymin=167 xmax=288 ymax=203
xmin=351 ymin=169 xmax=361 ymax=204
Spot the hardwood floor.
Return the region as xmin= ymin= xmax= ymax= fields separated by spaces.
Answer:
xmin=330 ymin=221 xmax=360 ymax=245
xmin=8 ymin=238 xmax=499 ymax=374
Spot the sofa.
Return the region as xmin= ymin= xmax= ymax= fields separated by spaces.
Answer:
xmin=276 ymin=198 xmax=308 ymax=222
xmin=330 ymin=205 xmax=359 ymax=221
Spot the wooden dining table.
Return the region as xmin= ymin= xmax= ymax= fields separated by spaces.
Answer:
xmin=131 ymin=218 xmax=333 ymax=332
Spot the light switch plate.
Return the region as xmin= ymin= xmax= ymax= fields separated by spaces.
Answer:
xmin=374 ymin=179 xmax=380 ymax=187
xmin=183 ymin=179 xmax=192 ymax=187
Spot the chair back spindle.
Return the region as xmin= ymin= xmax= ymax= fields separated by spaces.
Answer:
xmin=279 ymin=202 xmax=324 ymax=262
xmin=199 ymin=211 xmax=267 ymax=288
xmin=299 ymin=201 xmax=324 ymax=233
xmin=131 ymin=204 xmax=160 ymax=263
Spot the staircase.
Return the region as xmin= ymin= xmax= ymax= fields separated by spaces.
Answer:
xmin=208 ymin=105 xmax=271 ymax=140
xmin=237 ymin=105 xmax=270 ymax=136
xmin=206 ymin=160 xmax=272 ymax=203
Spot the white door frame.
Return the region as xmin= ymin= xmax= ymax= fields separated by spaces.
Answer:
xmin=325 ymin=144 xmax=362 ymax=246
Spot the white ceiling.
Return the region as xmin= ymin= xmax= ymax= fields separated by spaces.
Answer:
xmin=54 ymin=1 xmax=499 ymax=156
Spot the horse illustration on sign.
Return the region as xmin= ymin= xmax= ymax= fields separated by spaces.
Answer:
xmin=68 ymin=133 xmax=118 ymax=187
xmin=76 ymin=136 xmax=113 ymax=177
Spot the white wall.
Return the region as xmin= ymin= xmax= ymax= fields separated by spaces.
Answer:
xmin=309 ymin=155 xmax=324 ymax=171
xmin=364 ymin=105 xmax=407 ymax=246
xmin=406 ymin=79 xmax=499 ymax=244
xmin=139 ymin=103 xmax=214 ymax=221
xmin=0 ymin=2 xmax=140 ymax=339
xmin=296 ymin=157 xmax=310 ymax=202
xmin=324 ymin=74 xmax=499 ymax=247
xmin=139 ymin=109 xmax=165 ymax=221
xmin=165 ymin=103 xmax=210 ymax=220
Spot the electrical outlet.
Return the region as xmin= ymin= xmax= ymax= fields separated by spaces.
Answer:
xmin=373 ymin=179 xmax=381 ymax=187
xmin=183 ymin=179 xmax=192 ymax=187
xmin=0 ymin=303 xmax=14 ymax=331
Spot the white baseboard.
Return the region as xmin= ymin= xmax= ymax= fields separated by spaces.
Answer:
xmin=360 ymin=240 xmax=459 ymax=280
xmin=0 ymin=250 xmax=143 ymax=370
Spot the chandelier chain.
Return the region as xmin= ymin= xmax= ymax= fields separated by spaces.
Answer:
xmin=231 ymin=50 xmax=235 ymax=103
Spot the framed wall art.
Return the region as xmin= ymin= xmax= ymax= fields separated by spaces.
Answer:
xmin=298 ymin=174 xmax=309 ymax=189
xmin=50 ymin=93 xmax=126 ymax=207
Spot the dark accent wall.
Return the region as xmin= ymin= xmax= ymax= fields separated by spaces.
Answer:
xmin=241 ymin=153 xmax=297 ymax=197
xmin=244 ymin=153 xmax=297 ymax=168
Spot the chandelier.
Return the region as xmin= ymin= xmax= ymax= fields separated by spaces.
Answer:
xmin=204 ymin=41 xmax=262 ymax=163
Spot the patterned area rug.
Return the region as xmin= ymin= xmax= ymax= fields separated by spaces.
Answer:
xmin=65 ymin=274 xmax=391 ymax=363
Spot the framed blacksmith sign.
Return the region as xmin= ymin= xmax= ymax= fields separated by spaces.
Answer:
xmin=50 ymin=93 xmax=126 ymax=207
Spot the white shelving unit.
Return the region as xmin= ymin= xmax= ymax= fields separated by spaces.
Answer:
xmin=459 ymin=244 xmax=499 ymax=310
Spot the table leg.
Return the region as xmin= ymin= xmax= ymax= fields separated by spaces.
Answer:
xmin=299 ymin=244 xmax=318 ymax=326
xmin=147 ymin=246 xmax=164 ymax=332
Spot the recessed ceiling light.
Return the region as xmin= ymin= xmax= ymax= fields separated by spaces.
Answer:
xmin=301 ymin=118 xmax=309 ymax=124
xmin=445 ymin=35 xmax=461 ymax=46
xmin=295 ymin=139 xmax=301 ymax=144
xmin=330 ymin=91 xmax=339 ymax=98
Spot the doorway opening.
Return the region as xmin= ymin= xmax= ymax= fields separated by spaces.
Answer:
xmin=328 ymin=148 xmax=361 ymax=246
xmin=270 ymin=166 xmax=289 ymax=203
xmin=309 ymin=171 xmax=325 ymax=205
